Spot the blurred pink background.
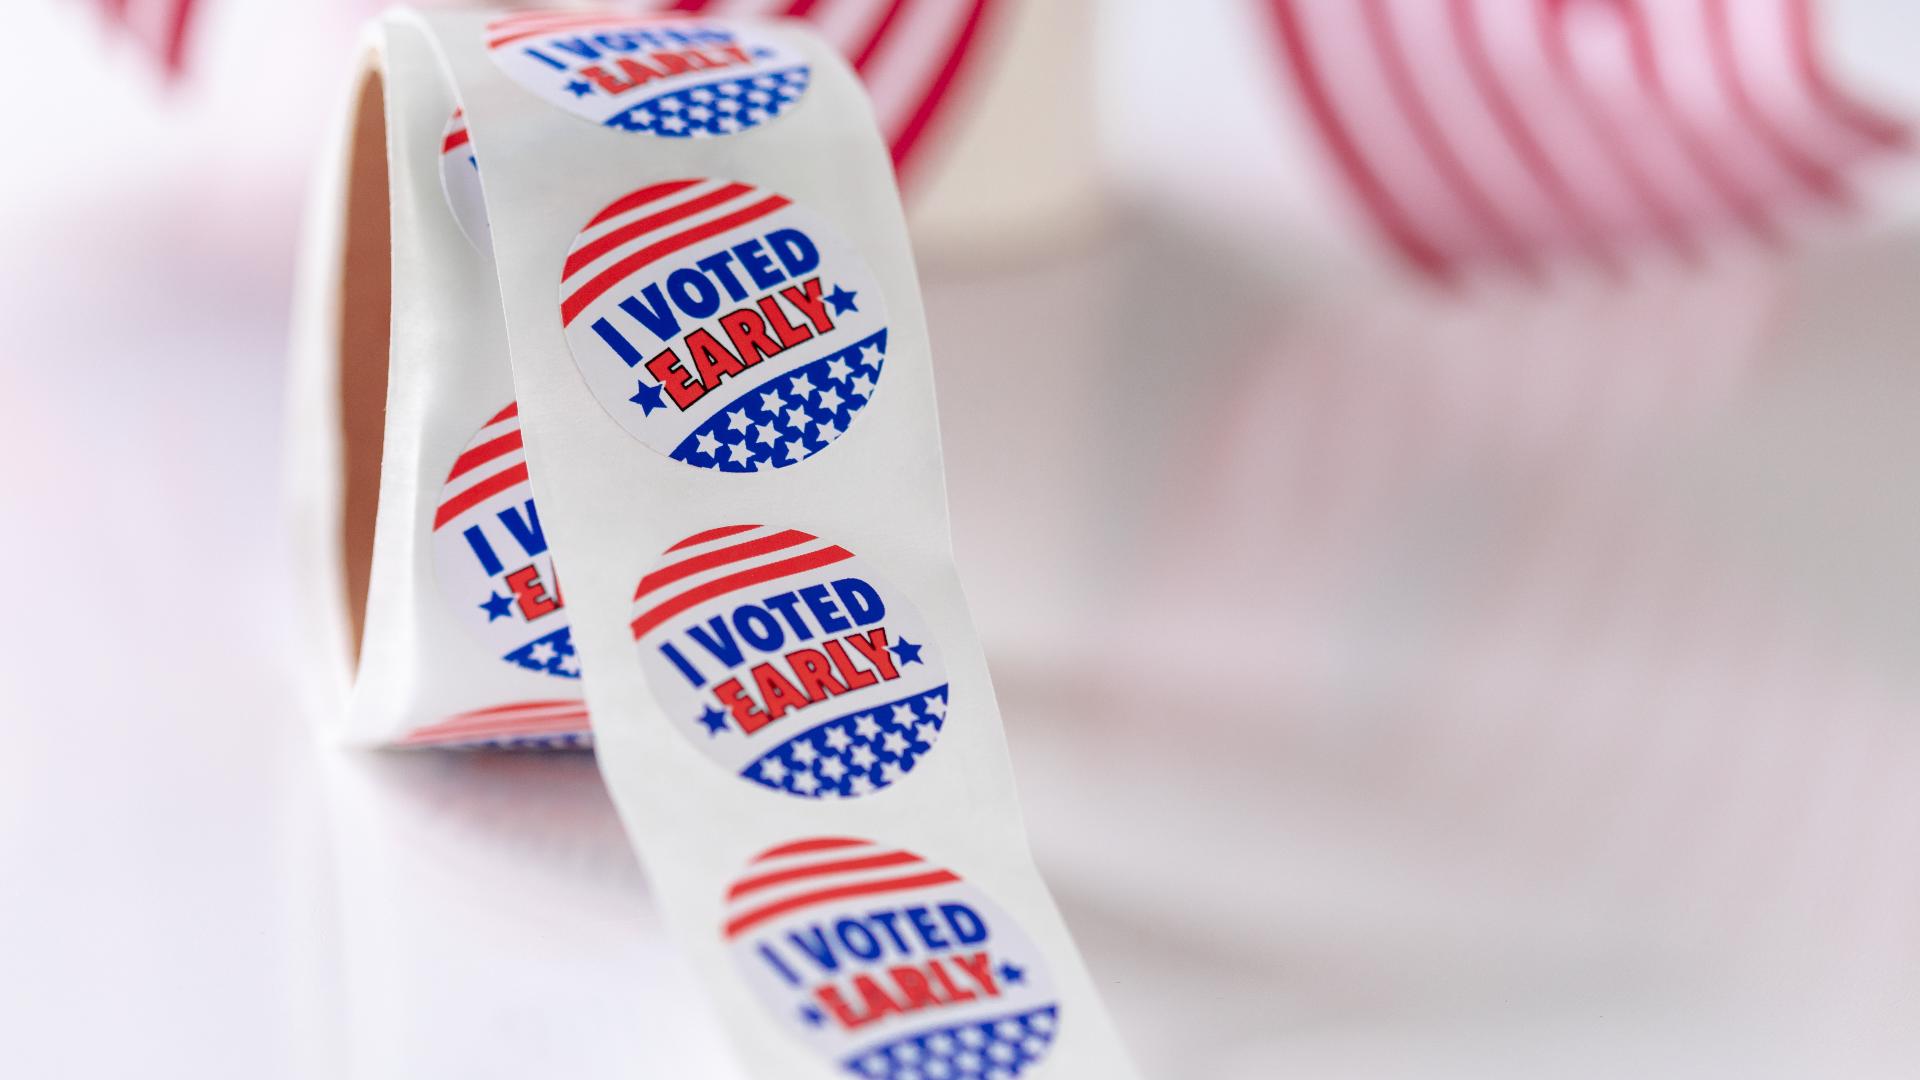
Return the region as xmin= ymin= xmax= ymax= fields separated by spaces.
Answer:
xmin=7 ymin=1 xmax=1920 ymax=1076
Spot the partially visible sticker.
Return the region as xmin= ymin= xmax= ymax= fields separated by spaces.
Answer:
xmin=431 ymin=402 xmax=579 ymax=680
xmin=438 ymin=108 xmax=492 ymax=255
xmin=484 ymin=10 xmax=811 ymax=137
xmin=561 ymin=180 xmax=889 ymax=471
xmin=633 ymin=525 xmax=947 ymax=798
xmin=727 ymin=837 xmax=1061 ymax=1078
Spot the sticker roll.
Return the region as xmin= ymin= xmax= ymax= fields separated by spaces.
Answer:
xmin=286 ymin=8 xmax=1139 ymax=1078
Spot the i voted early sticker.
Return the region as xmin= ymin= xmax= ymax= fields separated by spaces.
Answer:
xmin=727 ymin=837 xmax=1060 ymax=1078
xmin=561 ymin=179 xmax=888 ymax=471
xmin=432 ymin=402 xmax=577 ymax=679
xmin=633 ymin=526 xmax=946 ymax=798
xmin=485 ymin=10 xmax=810 ymax=136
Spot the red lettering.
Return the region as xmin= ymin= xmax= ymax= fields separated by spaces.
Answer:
xmin=780 ymin=277 xmax=835 ymax=336
xmin=887 ymin=965 xmax=941 ymax=1011
xmin=951 ymin=952 xmax=1000 ymax=998
xmin=505 ymin=565 xmax=560 ymax=619
xmin=752 ymin=662 xmax=810 ymax=721
xmin=719 ymin=307 xmax=784 ymax=368
xmin=844 ymin=628 xmax=900 ymax=682
xmin=582 ymin=57 xmax=660 ymax=95
xmin=925 ymin=957 xmax=979 ymax=1006
xmin=757 ymin=294 xmax=814 ymax=350
xmin=821 ymin=638 xmax=879 ymax=690
xmin=714 ymin=678 xmax=766 ymax=734
xmin=786 ymin=647 xmax=848 ymax=702
xmin=684 ymin=328 xmax=747 ymax=390
xmin=645 ymin=347 xmax=702 ymax=409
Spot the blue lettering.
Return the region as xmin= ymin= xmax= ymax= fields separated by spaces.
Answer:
xmin=832 ymin=577 xmax=886 ymax=626
xmin=686 ymin=617 xmax=744 ymax=668
xmin=618 ymin=285 xmax=681 ymax=342
xmin=765 ymin=228 xmax=820 ymax=277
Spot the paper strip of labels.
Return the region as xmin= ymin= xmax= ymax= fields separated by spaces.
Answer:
xmin=288 ymin=9 xmax=1137 ymax=1078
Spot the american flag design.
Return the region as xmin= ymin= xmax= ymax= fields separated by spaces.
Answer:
xmin=634 ymin=526 xmax=948 ymax=798
xmin=397 ymin=698 xmax=593 ymax=751
xmin=1267 ymin=0 xmax=1909 ymax=278
xmin=727 ymin=837 xmax=1058 ymax=1078
xmin=561 ymin=180 xmax=888 ymax=471
xmin=430 ymin=402 xmax=582 ymax=683
xmin=485 ymin=10 xmax=812 ymax=137
xmin=437 ymin=108 xmax=493 ymax=256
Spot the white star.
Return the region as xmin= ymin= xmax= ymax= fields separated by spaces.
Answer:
xmin=822 ymin=725 xmax=852 ymax=752
xmin=714 ymin=96 xmax=738 ymax=113
xmin=758 ymin=389 xmax=786 ymax=414
xmin=850 ymin=744 xmax=877 ymax=769
xmin=741 ymin=108 xmax=764 ymax=125
xmin=881 ymin=730 xmax=910 ymax=756
xmin=695 ymin=431 xmax=721 ymax=458
xmin=754 ymin=75 xmax=779 ymax=89
xmin=818 ymin=754 xmax=847 ymax=781
xmin=824 ymin=356 xmax=852 ymax=383
xmin=753 ymin=420 xmax=780 ymax=446
xmin=789 ymin=740 xmax=818 ymax=765
xmin=927 ymin=1035 xmax=956 ymax=1056
xmin=914 ymin=721 xmax=939 ymax=745
xmin=858 ymin=342 xmax=884 ymax=368
xmin=716 ymin=81 xmax=741 ymax=97
xmin=781 ymin=438 xmax=806 ymax=463
xmin=746 ymin=89 xmax=772 ymax=104
xmin=758 ymin=757 xmax=789 ymax=784
xmin=1029 ymin=1013 xmax=1055 ymax=1034
xmin=529 ymin=642 xmax=557 ymax=663
xmin=559 ymin=654 xmax=582 ymax=675
xmin=714 ymin=115 xmax=741 ymax=133
xmin=816 ymin=387 xmax=844 ymax=413
xmin=726 ymin=409 xmax=751 ymax=433
xmin=923 ymin=694 xmax=948 ymax=718
xmin=784 ymin=405 xmax=809 ymax=430
xmin=890 ymin=702 xmax=916 ymax=727
xmin=689 ymin=87 xmax=715 ymax=103
xmin=657 ymin=97 xmax=683 ymax=112
xmin=848 ymin=374 xmax=876 ymax=399
xmin=789 ymin=373 xmax=817 ymax=398
xmin=658 ymin=114 xmax=688 ymax=134
xmin=854 ymin=713 xmax=881 ymax=740
xmin=847 ymin=774 xmax=875 ymax=797
xmin=878 ymin=761 xmax=904 ymax=785
xmin=687 ymin=104 xmax=714 ymax=122
xmin=790 ymin=770 xmax=820 ymax=795
xmin=812 ymin=418 xmax=840 ymax=443
xmin=728 ymin=442 xmax=754 ymax=466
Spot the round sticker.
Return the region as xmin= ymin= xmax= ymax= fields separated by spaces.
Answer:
xmin=432 ymin=402 xmax=579 ymax=679
xmin=561 ymin=180 xmax=889 ymax=471
xmin=727 ymin=837 xmax=1061 ymax=1078
xmin=438 ymin=108 xmax=492 ymax=255
xmin=633 ymin=526 xmax=946 ymax=797
xmin=484 ymin=10 xmax=811 ymax=137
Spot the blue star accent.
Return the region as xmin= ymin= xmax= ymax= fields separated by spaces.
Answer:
xmin=696 ymin=705 xmax=729 ymax=736
xmin=480 ymin=592 xmax=515 ymax=621
xmin=824 ymin=284 xmax=858 ymax=315
xmin=629 ymin=379 xmax=667 ymax=415
xmin=799 ymin=1005 xmax=826 ymax=1027
xmin=751 ymin=46 xmax=776 ymax=58
xmin=998 ymin=962 xmax=1026 ymax=986
xmin=566 ymin=79 xmax=594 ymax=97
xmin=889 ymin=637 xmax=924 ymax=666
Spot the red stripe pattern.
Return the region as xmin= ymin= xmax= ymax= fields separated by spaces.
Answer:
xmin=724 ymin=837 xmax=958 ymax=937
xmin=399 ymin=700 xmax=592 ymax=748
xmin=1267 ymin=0 xmax=1908 ymax=279
xmin=629 ymin=526 xmax=854 ymax=639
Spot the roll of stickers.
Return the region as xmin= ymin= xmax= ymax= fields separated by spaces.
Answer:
xmin=285 ymin=8 xmax=1137 ymax=1078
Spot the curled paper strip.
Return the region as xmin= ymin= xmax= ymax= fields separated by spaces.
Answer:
xmin=286 ymin=8 xmax=1136 ymax=1077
